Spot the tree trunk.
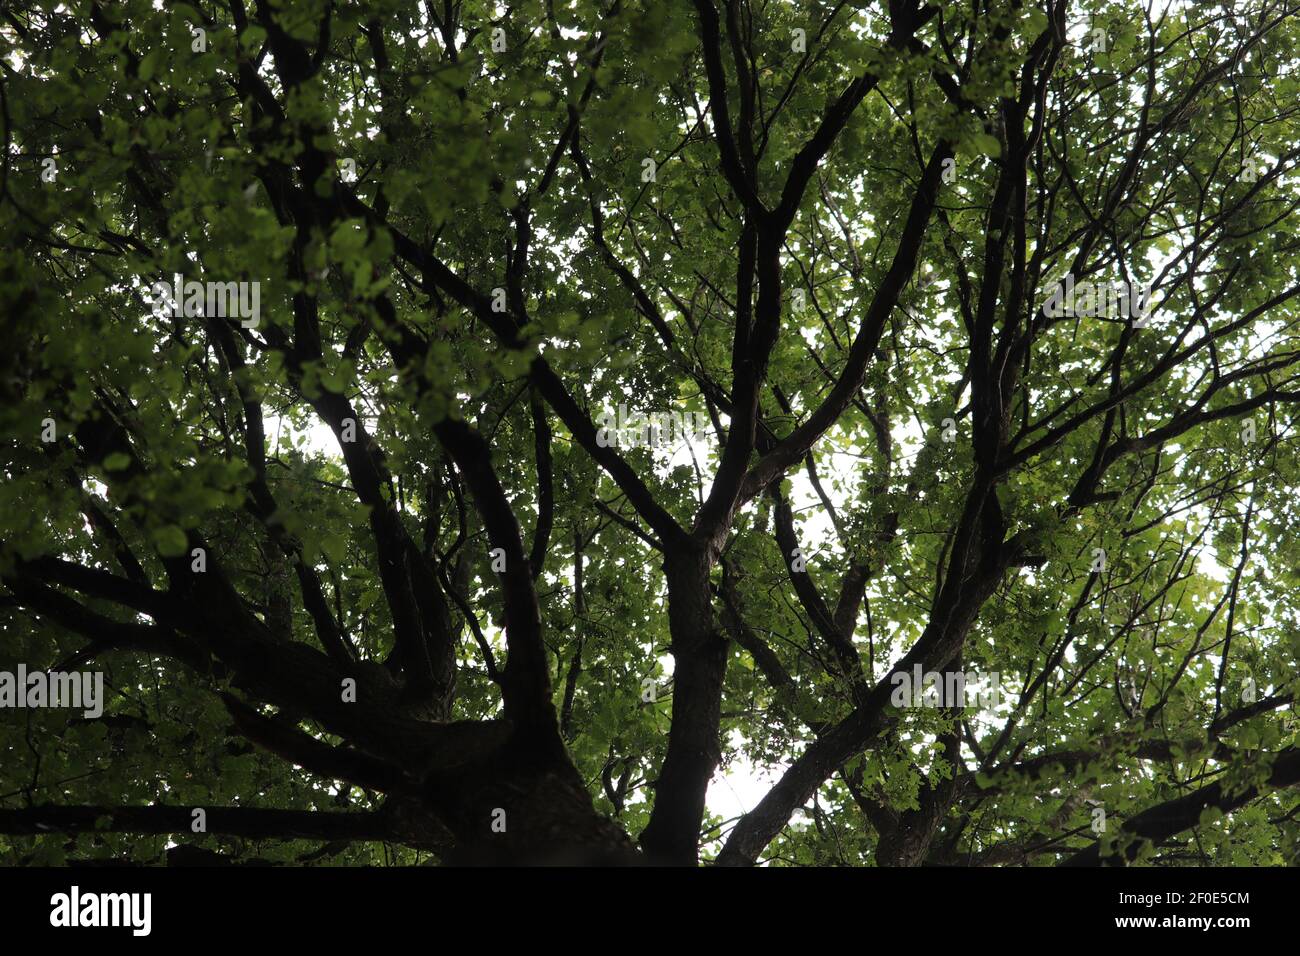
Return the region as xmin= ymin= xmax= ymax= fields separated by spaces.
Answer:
xmin=638 ymin=546 xmax=728 ymax=865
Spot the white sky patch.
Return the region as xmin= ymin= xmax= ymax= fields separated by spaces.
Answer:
xmin=264 ymin=409 xmax=339 ymax=458
xmin=706 ymin=735 xmax=783 ymax=838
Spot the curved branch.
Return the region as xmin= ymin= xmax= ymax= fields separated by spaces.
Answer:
xmin=0 ymin=804 xmax=394 ymax=843
xmin=1060 ymin=746 xmax=1300 ymax=866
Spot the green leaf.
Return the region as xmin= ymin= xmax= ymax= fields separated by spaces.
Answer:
xmin=152 ymin=525 xmax=189 ymax=558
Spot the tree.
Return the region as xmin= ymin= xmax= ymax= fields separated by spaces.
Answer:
xmin=1 ymin=0 xmax=1298 ymax=867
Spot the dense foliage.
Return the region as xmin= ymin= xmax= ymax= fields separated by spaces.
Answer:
xmin=1 ymin=0 xmax=1298 ymax=866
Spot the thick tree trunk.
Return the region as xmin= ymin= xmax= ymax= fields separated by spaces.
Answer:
xmin=637 ymin=546 xmax=728 ymax=865
xmin=418 ymin=750 xmax=641 ymax=865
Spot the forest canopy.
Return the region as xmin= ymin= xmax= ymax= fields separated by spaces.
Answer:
xmin=1 ymin=0 xmax=1299 ymax=866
